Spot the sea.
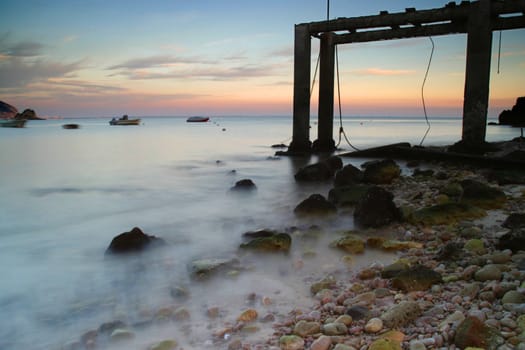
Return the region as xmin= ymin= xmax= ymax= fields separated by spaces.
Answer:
xmin=0 ymin=115 xmax=520 ymax=349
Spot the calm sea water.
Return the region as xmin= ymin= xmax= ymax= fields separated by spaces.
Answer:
xmin=0 ymin=116 xmax=519 ymax=349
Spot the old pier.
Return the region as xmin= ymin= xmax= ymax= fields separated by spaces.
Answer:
xmin=288 ymin=0 xmax=525 ymax=153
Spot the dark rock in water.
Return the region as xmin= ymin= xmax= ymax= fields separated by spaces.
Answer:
xmin=502 ymin=212 xmax=525 ymax=229
xmin=294 ymin=194 xmax=337 ymax=216
xmin=294 ymin=156 xmax=342 ymax=182
xmin=498 ymin=96 xmax=525 ymax=125
xmin=362 ymin=159 xmax=401 ymax=185
xmin=15 ymin=108 xmax=44 ymax=120
xmin=485 ymin=169 xmax=525 ymax=185
xmin=435 ymin=242 xmax=464 ymax=261
xmin=454 ymin=316 xmax=504 ymax=350
xmin=230 ymin=179 xmax=256 ymax=191
xmin=497 ymin=229 xmax=525 ymax=253
xmin=334 ymin=163 xmax=363 ymax=187
xmin=188 ymin=257 xmax=241 ymax=280
xmin=448 ymin=140 xmax=500 ymax=155
xmin=240 ymin=232 xmax=292 ymax=252
xmin=271 ymin=143 xmax=287 ymax=148
xmin=243 ymin=229 xmax=279 ymax=239
xmin=328 ymin=184 xmax=371 ymax=207
xmin=354 ymin=186 xmax=400 ymax=228
xmin=345 ymin=305 xmax=370 ymax=321
xmin=0 ymin=100 xmax=18 ymax=118
xmin=390 ymin=265 xmax=442 ymax=292
xmin=106 ymin=227 xmax=166 ymax=254
xmin=460 ymin=179 xmax=506 ymax=209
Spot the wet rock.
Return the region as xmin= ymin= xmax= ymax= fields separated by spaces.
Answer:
xmin=311 ymin=276 xmax=336 ymax=295
xmin=502 ymin=213 xmax=525 ymax=229
xmin=412 ymin=168 xmax=434 ymax=177
xmin=294 ymin=194 xmax=337 ymax=216
xmin=390 ymin=265 xmax=442 ymax=292
xmin=188 ymin=257 xmax=240 ymax=280
xmin=369 ymin=338 xmax=402 ymax=350
xmin=149 ymin=339 xmax=178 ymax=350
xmin=110 ymin=329 xmax=135 ymax=343
xmin=230 ymin=179 xmax=256 ymax=191
xmin=310 ymin=335 xmax=332 ymax=350
xmin=323 ymin=322 xmax=348 ymax=335
xmin=362 ymin=159 xmax=401 ymax=184
xmin=334 ymin=163 xmax=364 ymax=187
xmin=240 ymin=232 xmax=291 ymax=252
xmin=346 ymin=305 xmax=370 ymax=321
xmin=293 ymin=320 xmax=321 ymax=337
xmin=237 ymin=309 xmax=258 ymax=322
xmin=497 ymin=230 xmax=525 ymax=253
xmin=330 ymin=233 xmax=365 ymax=254
xmin=380 ymin=301 xmax=422 ymax=328
xmin=365 ymin=318 xmax=383 ymax=333
xmin=474 ymin=264 xmax=502 ymax=282
xmin=460 ymin=179 xmax=507 ymax=209
xmin=98 ymin=320 xmax=127 ymax=335
xmin=279 ymin=335 xmax=305 ymax=350
xmin=294 ymin=156 xmax=342 ymax=182
xmin=464 ymin=239 xmax=486 ymax=255
xmin=381 ymin=259 xmax=411 ymax=278
xmin=501 ymin=290 xmax=525 ymax=304
xmin=435 ymin=242 xmax=464 ymax=261
xmin=328 ymin=184 xmax=370 ymax=207
xmin=354 ymin=186 xmax=400 ymax=228
xmin=454 ymin=316 xmax=504 ymax=350
xmin=105 ymin=227 xmax=166 ymax=254
xmin=409 ymin=202 xmax=486 ymax=225
xmin=380 ymin=240 xmax=422 ymax=251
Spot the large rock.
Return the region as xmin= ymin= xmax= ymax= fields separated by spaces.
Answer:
xmin=409 ymin=202 xmax=485 ymax=225
xmin=454 ymin=316 xmax=504 ymax=350
xmin=390 ymin=265 xmax=442 ymax=292
xmin=15 ymin=108 xmax=44 ymax=120
xmin=334 ymin=163 xmax=363 ymax=187
xmin=294 ymin=156 xmax=342 ymax=182
xmin=105 ymin=227 xmax=166 ymax=254
xmin=295 ymin=194 xmax=337 ymax=216
xmin=497 ymin=229 xmax=525 ymax=253
xmin=460 ymin=179 xmax=506 ymax=209
xmin=328 ymin=184 xmax=371 ymax=207
xmin=362 ymin=159 xmax=401 ymax=185
xmin=502 ymin=213 xmax=525 ymax=229
xmin=230 ymin=179 xmax=256 ymax=191
xmin=498 ymin=96 xmax=525 ymax=125
xmin=354 ymin=186 xmax=400 ymax=228
xmin=0 ymin=100 xmax=18 ymax=118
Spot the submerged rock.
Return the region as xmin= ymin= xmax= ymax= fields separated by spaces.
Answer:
xmin=328 ymin=184 xmax=371 ymax=207
xmin=294 ymin=156 xmax=343 ymax=182
xmin=239 ymin=232 xmax=292 ymax=252
xmin=330 ymin=233 xmax=365 ymax=254
xmin=188 ymin=257 xmax=240 ymax=280
xmin=334 ymin=163 xmax=364 ymax=187
xmin=230 ymin=179 xmax=257 ymax=191
xmin=105 ymin=227 xmax=166 ymax=254
xmin=354 ymin=186 xmax=400 ymax=228
xmin=362 ymin=159 xmax=401 ymax=185
xmin=295 ymin=194 xmax=337 ymax=216
xmin=279 ymin=335 xmax=305 ymax=350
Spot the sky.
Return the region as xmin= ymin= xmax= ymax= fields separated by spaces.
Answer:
xmin=1 ymin=0 xmax=524 ymax=118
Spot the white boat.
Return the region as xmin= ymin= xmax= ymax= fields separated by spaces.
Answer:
xmin=186 ymin=116 xmax=209 ymax=122
xmin=109 ymin=115 xmax=141 ymax=126
xmin=0 ymin=118 xmax=26 ymax=128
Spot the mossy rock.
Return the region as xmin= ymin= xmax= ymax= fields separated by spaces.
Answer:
xmin=240 ymin=233 xmax=292 ymax=252
xmin=409 ymin=202 xmax=486 ymax=225
xmin=369 ymin=338 xmax=402 ymax=350
xmin=330 ymin=234 xmax=365 ymax=254
xmin=149 ymin=340 xmax=178 ymax=350
xmin=464 ymin=239 xmax=486 ymax=255
xmin=460 ymin=179 xmax=507 ymax=209
xmin=328 ymin=184 xmax=371 ymax=207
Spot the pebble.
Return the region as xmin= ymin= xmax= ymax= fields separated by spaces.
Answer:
xmin=409 ymin=340 xmax=426 ymax=350
xmin=310 ymin=335 xmax=332 ymax=350
xmin=364 ymin=318 xmax=383 ymax=333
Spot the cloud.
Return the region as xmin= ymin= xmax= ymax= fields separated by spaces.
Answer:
xmin=108 ymin=55 xmax=215 ymax=70
xmin=7 ymin=41 xmax=45 ymax=57
xmin=31 ymin=79 xmax=126 ymax=95
xmin=353 ymin=67 xmax=416 ymax=76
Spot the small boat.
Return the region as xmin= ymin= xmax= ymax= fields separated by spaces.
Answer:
xmin=62 ymin=123 xmax=80 ymax=129
xmin=0 ymin=118 xmax=26 ymax=128
xmin=109 ymin=115 xmax=141 ymax=126
xmin=186 ymin=116 xmax=209 ymax=123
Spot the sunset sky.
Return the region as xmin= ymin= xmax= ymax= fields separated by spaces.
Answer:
xmin=1 ymin=0 xmax=524 ymax=118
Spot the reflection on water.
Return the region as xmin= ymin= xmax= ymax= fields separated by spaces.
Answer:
xmin=0 ymin=116 xmax=517 ymax=349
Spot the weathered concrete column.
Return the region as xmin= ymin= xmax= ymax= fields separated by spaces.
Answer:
xmin=289 ymin=24 xmax=312 ymax=152
xmin=312 ymin=32 xmax=336 ymax=152
xmin=461 ymin=0 xmax=492 ymax=147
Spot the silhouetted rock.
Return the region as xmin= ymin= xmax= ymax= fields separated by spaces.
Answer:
xmin=334 ymin=163 xmax=363 ymax=187
xmin=294 ymin=194 xmax=337 ymax=216
xmin=497 ymin=230 xmax=525 ymax=253
xmin=0 ymin=101 xmax=18 ymax=118
xmin=502 ymin=212 xmax=525 ymax=229
xmin=294 ymin=156 xmax=342 ymax=182
xmin=15 ymin=108 xmax=44 ymax=120
xmin=328 ymin=184 xmax=371 ymax=207
xmin=354 ymin=186 xmax=400 ymax=228
xmin=498 ymin=96 xmax=525 ymax=125
xmin=230 ymin=179 xmax=256 ymax=191
xmin=106 ymin=227 xmax=166 ymax=254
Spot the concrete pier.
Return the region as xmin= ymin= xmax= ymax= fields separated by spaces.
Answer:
xmin=289 ymin=0 xmax=525 ymax=153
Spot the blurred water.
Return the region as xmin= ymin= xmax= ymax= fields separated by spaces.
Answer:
xmin=0 ymin=116 xmax=519 ymax=349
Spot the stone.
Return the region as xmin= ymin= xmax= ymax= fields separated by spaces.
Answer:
xmin=390 ymin=265 xmax=442 ymax=292
xmin=279 ymin=335 xmax=305 ymax=350
xmin=362 ymin=159 xmax=401 ymax=184
xmin=501 ymin=290 xmax=525 ymax=304
xmin=502 ymin=213 xmax=525 ymax=229
xmin=240 ymin=232 xmax=292 ymax=252
xmin=293 ymin=320 xmax=321 ymax=337
xmin=110 ymin=329 xmax=135 ymax=342
xmin=294 ymin=194 xmax=337 ymax=216
xmin=311 ymin=276 xmax=336 ymax=295
xmin=105 ymin=227 xmax=166 ymax=254
xmin=381 ymin=259 xmax=411 ymax=279
xmin=474 ymin=265 xmax=502 ymax=282
xmin=149 ymin=340 xmax=178 ymax=350
xmin=408 ymin=340 xmax=426 ymax=350
xmin=322 ymin=322 xmax=348 ymax=335
xmin=454 ymin=316 xmax=504 ymax=350
xmin=237 ymin=309 xmax=258 ymax=322
xmin=354 ymin=186 xmax=400 ymax=228
xmin=435 ymin=242 xmax=464 ymax=261
xmin=409 ymin=202 xmax=486 ymax=225
xmin=294 ymin=156 xmax=343 ymax=182
xmin=310 ymin=335 xmax=332 ymax=350
xmin=380 ymin=301 xmax=422 ymax=328
xmin=460 ymin=179 xmax=507 ymax=209
xmin=230 ymin=179 xmax=256 ymax=191
xmin=328 ymin=184 xmax=370 ymax=207
xmin=440 ymin=181 xmax=463 ymax=198
xmin=333 ymin=345 xmax=355 ymax=350
xmin=334 ymin=163 xmax=364 ymax=187
xmin=368 ymin=338 xmax=402 ymax=350
xmin=365 ymin=318 xmax=383 ymax=333
xmin=330 ymin=234 xmax=365 ymax=254
xmin=497 ymin=230 xmax=525 ymax=253
xmin=464 ymin=239 xmax=486 ymax=255
xmin=334 ymin=315 xmax=353 ymax=326
xmin=188 ymin=257 xmax=240 ymax=280
xmin=345 ymin=305 xmax=370 ymax=321
xmin=380 ymin=240 xmax=423 ymax=251
xmin=380 ymin=330 xmax=405 ymax=342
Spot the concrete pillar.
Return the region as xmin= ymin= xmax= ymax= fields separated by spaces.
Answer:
xmin=313 ymin=32 xmax=336 ymax=152
xmin=462 ymin=0 xmax=492 ymax=147
xmin=289 ymin=24 xmax=312 ymax=152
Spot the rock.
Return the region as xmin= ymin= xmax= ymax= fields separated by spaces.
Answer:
xmin=98 ymin=320 xmax=127 ymax=335
xmin=440 ymin=181 xmax=464 ymax=199
xmin=502 ymin=213 xmax=525 ymax=229
xmin=294 ymin=156 xmax=343 ymax=182
xmin=435 ymin=242 xmax=464 ymax=261
xmin=380 ymin=301 xmax=422 ymax=328
xmin=294 ymin=194 xmax=337 ymax=216
xmin=334 ymin=163 xmax=364 ymax=187
xmin=188 ymin=257 xmax=240 ymax=280
xmin=345 ymin=305 xmax=370 ymax=321
xmin=105 ymin=227 xmax=166 ymax=254
xmin=293 ymin=320 xmax=321 ymax=337
xmin=311 ymin=276 xmax=336 ymax=295
xmin=408 ymin=340 xmax=426 ymax=350
xmin=460 ymin=179 xmax=507 ymax=209
xmin=474 ymin=264 xmax=502 ymax=282
xmin=501 ymin=290 xmax=525 ymax=304
xmin=330 ymin=233 xmax=365 ymax=254
xmin=464 ymin=239 xmax=486 ymax=255
xmin=333 ymin=345 xmax=356 ymax=350
xmin=230 ymin=179 xmax=256 ymax=191
xmin=390 ymin=265 xmax=442 ymax=292
xmin=110 ymin=329 xmax=135 ymax=342
xmin=380 ymin=240 xmax=422 ymax=251
xmin=334 ymin=315 xmax=353 ymax=326
xmin=365 ymin=318 xmax=383 ymax=333
xmin=362 ymin=159 xmax=401 ymax=184
xmin=380 ymin=330 xmax=405 ymax=342
xmin=240 ymin=232 xmax=292 ymax=252
xmin=148 ymin=340 xmax=178 ymax=350
xmin=498 ymin=96 xmax=525 ymax=125
xmin=354 ymin=186 xmax=400 ymax=228
xmin=279 ymin=335 xmax=305 ymax=350
xmin=381 ymin=259 xmax=411 ymax=278
xmin=310 ymin=335 xmax=332 ymax=350
xmin=454 ymin=316 xmax=504 ymax=350
xmin=237 ymin=309 xmax=258 ymax=322
xmin=15 ymin=108 xmax=44 ymax=120
xmin=0 ymin=100 xmax=18 ymax=118
xmin=409 ymin=202 xmax=486 ymax=225
xmin=328 ymin=184 xmax=370 ymax=207
xmin=323 ymin=322 xmax=348 ymax=335
xmin=369 ymin=338 xmax=402 ymax=350
xmin=412 ymin=168 xmax=434 ymax=177
xmin=497 ymin=230 xmax=525 ymax=253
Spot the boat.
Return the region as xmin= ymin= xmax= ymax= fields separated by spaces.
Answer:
xmin=62 ymin=123 xmax=80 ymax=129
xmin=109 ymin=115 xmax=141 ymax=126
xmin=0 ymin=118 xmax=26 ymax=128
xmin=186 ymin=116 xmax=209 ymax=123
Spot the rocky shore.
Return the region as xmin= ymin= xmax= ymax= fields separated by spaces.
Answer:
xmin=64 ymin=140 xmax=525 ymax=350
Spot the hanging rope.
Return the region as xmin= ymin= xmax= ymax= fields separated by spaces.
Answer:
xmin=419 ymin=36 xmax=435 ymax=146
xmin=497 ymin=30 xmax=502 ymax=74
xmin=310 ymin=53 xmax=321 ymax=97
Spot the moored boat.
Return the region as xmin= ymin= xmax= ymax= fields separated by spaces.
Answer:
xmin=109 ymin=115 xmax=141 ymax=126
xmin=186 ymin=116 xmax=209 ymax=122
xmin=0 ymin=118 xmax=26 ymax=128
xmin=62 ymin=123 xmax=80 ymax=129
